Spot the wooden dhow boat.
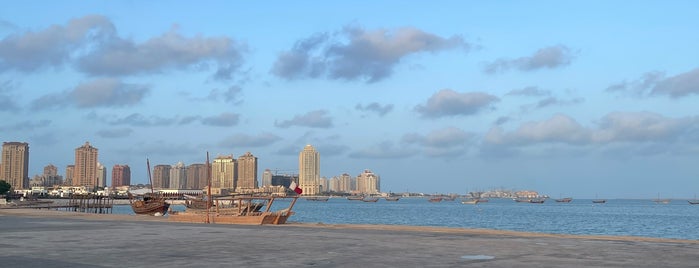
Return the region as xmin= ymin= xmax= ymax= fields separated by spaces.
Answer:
xmin=169 ymin=195 xmax=298 ymax=225
xmin=128 ymin=159 xmax=169 ymax=216
xmin=461 ymin=198 xmax=480 ymax=205
xmin=361 ymin=196 xmax=380 ymax=202
xmin=169 ymin=152 xmax=298 ymax=225
xmin=555 ymin=197 xmax=573 ymax=203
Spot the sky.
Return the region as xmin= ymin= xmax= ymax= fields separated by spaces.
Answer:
xmin=1 ymin=1 xmax=698 ymax=198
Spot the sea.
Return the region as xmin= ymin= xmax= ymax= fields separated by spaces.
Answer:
xmin=110 ymin=197 xmax=699 ymax=240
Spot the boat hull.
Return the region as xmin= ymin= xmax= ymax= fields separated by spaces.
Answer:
xmin=169 ymin=211 xmax=294 ymax=225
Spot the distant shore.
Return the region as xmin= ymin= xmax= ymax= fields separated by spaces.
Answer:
xmin=2 ymin=207 xmax=697 ymax=244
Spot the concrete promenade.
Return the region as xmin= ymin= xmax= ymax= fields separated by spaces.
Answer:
xmin=1 ymin=209 xmax=698 ymax=267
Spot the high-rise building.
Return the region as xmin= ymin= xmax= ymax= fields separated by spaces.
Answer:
xmin=74 ymin=142 xmax=98 ymax=187
xmin=97 ymin=163 xmax=107 ymax=187
xmin=237 ymin=152 xmax=258 ymax=191
xmin=356 ymin=169 xmax=380 ymax=195
xmin=339 ymin=173 xmax=353 ymax=193
xmin=44 ymin=164 xmax=57 ymax=176
xmin=112 ymin=165 xmax=131 ymax=187
xmin=298 ymin=144 xmax=320 ymax=195
xmin=1 ymin=142 xmax=30 ymax=190
xmin=186 ymin=163 xmax=207 ymax=190
xmin=42 ymin=164 xmax=63 ymax=186
xmin=169 ymin=162 xmax=186 ymax=189
xmin=212 ymin=155 xmax=235 ymax=189
xmin=152 ymin=165 xmax=171 ymax=189
xmin=319 ymin=176 xmax=328 ymax=193
xmin=261 ymin=169 xmax=273 ymax=187
xmin=65 ymin=165 xmax=74 ymax=185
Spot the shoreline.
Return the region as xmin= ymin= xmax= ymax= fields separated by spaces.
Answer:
xmin=2 ymin=207 xmax=697 ymax=244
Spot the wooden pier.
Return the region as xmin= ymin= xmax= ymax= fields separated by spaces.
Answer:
xmin=6 ymin=195 xmax=114 ymax=214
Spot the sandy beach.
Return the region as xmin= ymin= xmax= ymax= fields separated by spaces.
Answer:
xmin=1 ymin=208 xmax=698 ymax=267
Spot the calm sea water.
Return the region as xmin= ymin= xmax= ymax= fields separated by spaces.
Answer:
xmin=111 ymin=197 xmax=699 ymax=240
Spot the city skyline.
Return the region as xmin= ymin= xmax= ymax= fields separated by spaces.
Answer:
xmin=1 ymin=2 xmax=699 ymax=198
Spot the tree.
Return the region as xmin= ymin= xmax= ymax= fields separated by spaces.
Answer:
xmin=0 ymin=180 xmax=11 ymax=196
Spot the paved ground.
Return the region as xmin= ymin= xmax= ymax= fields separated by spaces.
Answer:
xmin=1 ymin=209 xmax=698 ymax=267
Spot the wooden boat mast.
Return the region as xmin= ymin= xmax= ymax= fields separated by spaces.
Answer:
xmin=147 ymin=158 xmax=154 ymax=195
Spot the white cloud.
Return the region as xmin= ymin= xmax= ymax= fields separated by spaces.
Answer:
xmin=275 ymin=110 xmax=333 ymax=128
xmin=415 ymin=89 xmax=498 ymax=118
xmin=201 ymin=112 xmax=240 ymax=127
xmin=0 ymin=15 xmax=115 ymax=72
xmin=272 ymin=26 xmax=470 ymax=83
xmin=484 ymin=45 xmax=575 ymax=74
xmin=606 ymin=68 xmax=699 ymax=98
xmin=31 ymin=78 xmax=149 ymax=109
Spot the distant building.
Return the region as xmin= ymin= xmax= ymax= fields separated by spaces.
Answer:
xmin=73 ymin=142 xmax=98 ymax=188
xmin=298 ymin=144 xmax=320 ymax=195
xmin=319 ymin=177 xmax=328 ymax=193
xmin=111 ymin=165 xmax=131 ymax=187
xmin=339 ymin=173 xmax=353 ymax=193
xmin=97 ymin=163 xmax=107 ymax=187
xmin=261 ymin=169 xmax=273 ymax=187
xmin=30 ymin=164 xmax=63 ymax=187
xmin=356 ymin=169 xmax=380 ymax=195
xmin=65 ymin=165 xmax=74 ymax=185
xmin=212 ymin=155 xmax=235 ymax=189
xmin=169 ymin=162 xmax=186 ymax=189
xmin=44 ymin=164 xmax=57 ymax=176
xmin=1 ymin=142 xmax=30 ymax=190
xmin=186 ymin=163 xmax=207 ymax=190
xmin=152 ymin=165 xmax=171 ymax=189
xmin=237 ymin=152 xmax=258 ymax=191
xmin=271 ymin=174 xmax=296 ymax=188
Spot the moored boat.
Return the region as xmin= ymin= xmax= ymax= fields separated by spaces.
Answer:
xmin=653 ymin=199 xmax=671 ymax=204
xmin=514 ymin=197 xmax=545 ymax=203
xmin=305 ymin=196 xmax=329 ymax=201
xmin=592 ymin=199 xmax=607 ymax=204
xmin=361 ymin=196 xmax=380 ymax=202
xmin=555 ymin=197 xmax=573 ymax=203
xmin=384 ymin=196 xmax=400 ymax=201
xmin=461 ymin=199 xmax=480 ymax=205
xmin=347 ymin=195 xmax=364 ymax=201
xmin=689 ymin=200 xmax=699 ymax=205
xmin=128 ymin=159 xmax=170 ymax=216
xmin=428 ymin=197 xmax=443 ymax=202
xmin=169 ymin=195 xmax=298 ymax=225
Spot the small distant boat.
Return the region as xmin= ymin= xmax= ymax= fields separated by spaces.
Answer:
xmin=442 ymin=196 xmax=456 ymax=201
xmin=305 ymin=196 xmax=329 ymax=201
xmin=428 ymin=197 xmax=443 ymax=202
xmin=461 ymin=199 xmax=480 ymax=205
xmin=384 ymin=196 xmax=400 ymax=201
xmin=529 ymin=198 xmax=545 ymax=204
xmin=555 ymin=197 xmax=573 ymax=203
xmin=688 ymin=194 xmax=699 ymax=205
xmin=347 ymin=195 xmax=364 ymax=201
xmin=653 ymin=199 xmax=671 ymax=204
xmin=592 ymin=199 xmax=606 ymax=204
xmin=514 ymin=197 xmax=544 ymax=203
xmin=361 ymin=197 xmax=379 ymax=202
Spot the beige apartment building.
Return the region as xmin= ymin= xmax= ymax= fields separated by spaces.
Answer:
xmin=1 ymin=142 xmax=30 ymax=190
xmin=298 ymin=144 xmax=320 ymax=195
xmin=212 ymin=155 xmax=235 ymax=189
xmin=73 ymin=142 xmax=98 ymax=188
xmin=237 ymin=152 xmax=258 ymax=191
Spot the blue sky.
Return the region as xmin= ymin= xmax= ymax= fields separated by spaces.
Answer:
xmin=2 ymin=1 xmax=698 ymax=198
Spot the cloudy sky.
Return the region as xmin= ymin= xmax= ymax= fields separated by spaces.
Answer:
xmin=2 ymin=1 xmax=698 ymax=198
